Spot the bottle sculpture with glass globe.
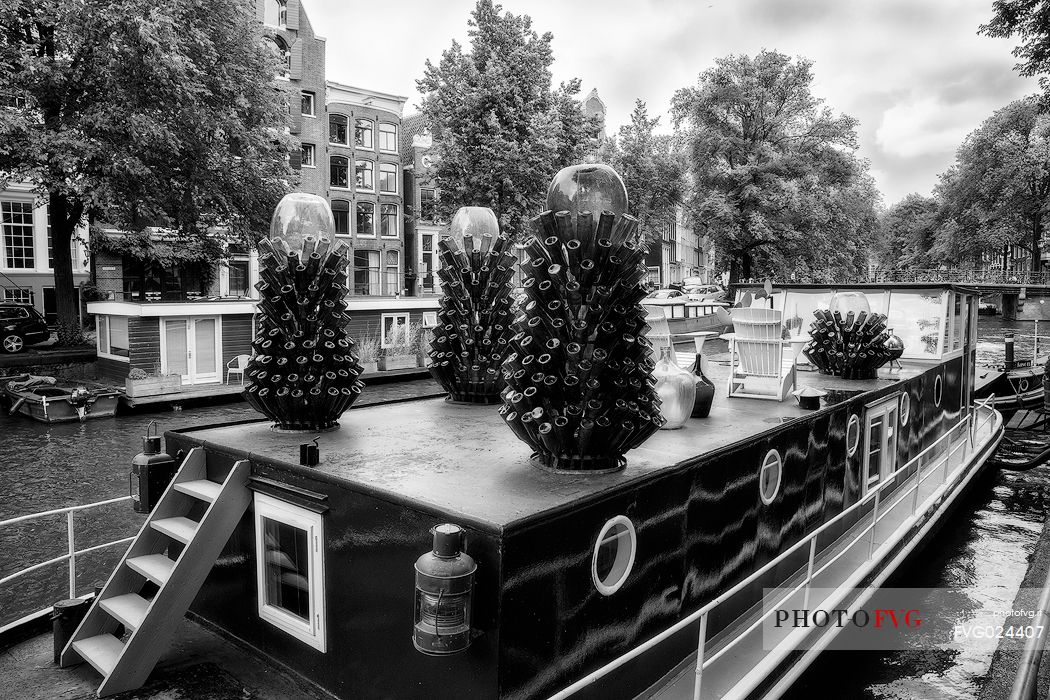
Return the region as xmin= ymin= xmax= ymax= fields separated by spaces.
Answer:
xmin=500 ymin=164 xmax=664 ymax=472
xmin=802 ymin=291 xmax=900 ymax=380
xmin=428 ymin=207 xmax=518 ymax=403
xmin=243 ymin=193 xmax=365 ymax=431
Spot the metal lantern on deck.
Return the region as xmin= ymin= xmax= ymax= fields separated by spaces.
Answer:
xmin=413 ymin=524 xmax=476 ymax=655
xmin=130 ymin=421 xmax=177 ymax=513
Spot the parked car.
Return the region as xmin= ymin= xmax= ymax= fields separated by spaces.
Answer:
xmin=0 ymin=303 xmax=50 ymax=353
xmin=645 ymin=289 xmax=684 ymax=300
xmin=685 ymin=284 xmax=726 ymax=302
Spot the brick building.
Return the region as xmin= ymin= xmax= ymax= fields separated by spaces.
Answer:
xmin=400 ymin=113 xmax=444 ymax=296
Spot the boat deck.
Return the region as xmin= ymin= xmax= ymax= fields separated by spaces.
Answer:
xmin=176 ymin=359 xmax=932 ymax=531
xmin=0 ymin=616 xmax=331 ymax=700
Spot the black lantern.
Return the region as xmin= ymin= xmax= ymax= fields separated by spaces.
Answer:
xmin=413 ymin=524 xmax=476 ymax=655
xmin=130 ymin=421 xmax=178 ymax=513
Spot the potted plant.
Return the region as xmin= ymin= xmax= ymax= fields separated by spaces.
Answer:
xmin=356 ymin=335 xmax=381 ymax=375
xmin=378 ymin=325 xmax=419 ymax=371
xmin=125 ymin=368 xmax=182 ymax=397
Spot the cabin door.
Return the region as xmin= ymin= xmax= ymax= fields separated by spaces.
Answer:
xmin=863 ymin=396 xmax=900 ymax=495
xmin=161 ymin=317 xmax=221 ymax=385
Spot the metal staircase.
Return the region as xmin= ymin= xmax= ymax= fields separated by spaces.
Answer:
xmin=60 ymin=447 xmax=251 ymax=697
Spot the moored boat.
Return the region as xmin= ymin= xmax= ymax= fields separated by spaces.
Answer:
xmin=12 ymin=282 xmax=993 ymax=700
xmin=4 ymin=375 xmax=121 ymax=423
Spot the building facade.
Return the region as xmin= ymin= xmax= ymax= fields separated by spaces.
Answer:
xmin=645 ymin=206 xmax=713 ymax=287
xmin=400 ymin=113 xmax=445 ymax=296
xmin=0 ymin=182 xmax=90 ymax=324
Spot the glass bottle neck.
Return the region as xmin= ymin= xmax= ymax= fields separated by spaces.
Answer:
xmin=659 ymin=346 xmax=674 ymax=362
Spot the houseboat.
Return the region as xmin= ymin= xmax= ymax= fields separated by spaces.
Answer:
xmin=14 ymin=282 xmax=999 ymax=699
xmin=643 ymin=297 xmax=731 ymax=336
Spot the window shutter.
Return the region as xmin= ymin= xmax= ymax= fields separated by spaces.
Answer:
xmin=286 ymin=0 xmax=300 ymax=29
xmin=289 ymin=150 xmax=302 ymax=170
xmin=289 ymin=94 xmax=301 ymax=134
xmin=289 ymin=39 xmax=303 ymax=80
xmin=255 ymin=0 xmax=265 ymax=20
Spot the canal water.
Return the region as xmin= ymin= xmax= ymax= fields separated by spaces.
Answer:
xmin=1 ymin=320 xmax=1049 ymax=698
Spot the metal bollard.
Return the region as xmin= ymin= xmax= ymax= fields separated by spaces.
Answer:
xmin=52 ymin=598 xmax=91 ymax=663
xmin=1006 ymin=332 xmax=1016 ymax=371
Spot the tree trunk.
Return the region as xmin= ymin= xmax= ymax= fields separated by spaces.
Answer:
xmin=1033 ymin=217 xmax=1044 ymax=275
xmin=48 ymin=190 xmax=84 ymax=346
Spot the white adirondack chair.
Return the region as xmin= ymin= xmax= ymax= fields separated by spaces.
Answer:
xmin=644 ymin=305 xmax=709 ymax=369
xmin=726 ymin=307 xmax=795 ymax=401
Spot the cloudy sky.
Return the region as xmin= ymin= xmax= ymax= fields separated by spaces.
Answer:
xmin=303 ymin=0 xmax=1039 ymax=206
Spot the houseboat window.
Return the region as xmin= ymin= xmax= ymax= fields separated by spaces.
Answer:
xmin=951 ymin=294 xmax=965 ymax=352
xmin=759 ymin=449 xmax=782 ymax=505
xmin=381 ymin=313 xmax=410 ymax=348
xmin=254 ymin=493 xmax=326 ymax=652
xmin=864 ymin=397 xmax=900 ymax=494
xmin=846 ymin=414 xmax=860 ymax=456
xmin=592 ymin=516 xmax=636 ymax=596
xmin=900 ymin=393 xmax=910 ymax=425
xmin=934 ymin=374 xmax=943 ymax=407
xmin=885 ymin=290 xmax=945 ymax=359
xmin=98 ymin=315 xmax=129 ymax=359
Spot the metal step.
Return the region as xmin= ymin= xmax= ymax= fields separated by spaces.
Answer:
xmin=173 ymin=479 xmax=222 ymax=503
xmin=99 ymin=593 xmax=149 ymax=632
xmin=71 ymin=634 xmax=124 ymax=677
xmin=126 ymin=554 xmax=175 ymax=586
xmin=151 ymin=516 xmax=198 ymax=544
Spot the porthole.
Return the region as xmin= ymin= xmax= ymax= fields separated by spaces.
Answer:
xmin=934 ymin=375 xmax=943 ymax=407
xmin=846 ymin=414 xmax=861 ymax=456
xmin=759 ymin=449 xmax=783 ymax=505
xmin=1019 ymin=378 xmax=1030 ymax=393
xmin=592 ymin=516 xmax=637 ymax=596
xmin=900 ymin=393 xmax=910 ymax=426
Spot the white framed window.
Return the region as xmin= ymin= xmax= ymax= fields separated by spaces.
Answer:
xmin=378 ymin=123 xmax=397 ymax=152
xmin=265 ymin=36 xmax=290 ymax=80
xmin=863 ymin=396 xmax=900 ymax=495
xmin=97 ymin=315 xmax=130 ymax=361
xmin=330 ymin=156 xmax=349 ymax=189
xmin=422 ymin=311 xmax=438 ymax=327
xmin=380 ymin=203 xmax=398 ymax=238
xmin=301 ymin=143 xmax=315 ymax=168
xmin=591 ymin=516 xmax=636 ymax=596
xmin=355 ymin=118 xmax=374 ymax=149
xmin=300 ymin=91 xmax=315 ymax=117
xmin=3 ymin=288 xmax=32 ymax=304
xmin=381 ymin=312 xmax=410 ymax=348
xmin=384 ymin=250 xmax=399 ymax=294
xmin=254 ymin=493 xmax=326 ymax=652
xmin=263 ymin=0 xmax=287 ymax=26
xmin=353 ymin=249 xmax=380 ymax=295
xmin=355 ymin=202 xmax=375 ymax=237
xmin=329 ymin=114 xmax=349 ymax=146
xmin=332 ymin=200 xmax=350 ymax=237
xmin=2 ymin=201 xmax=35 ymax=269
xmin=355 ymin=160 xmax=374 ymax=191
xmin=379 ymin=163 xmax=398 ymax=194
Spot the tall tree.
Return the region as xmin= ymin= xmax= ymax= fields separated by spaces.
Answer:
xmin=0 ymin=0 xmax=293 ymax=343
xmin=931 ymin=96 xmax=1050 ymax=271
xmin=981 ymin=0 xmax=1050 ymax=94
xmin=876 ymin=194 xmax=939 ymax=271
xmin=416 ymin=0 xmax=598 ymax=240
xmin=671 ymin=50 xmax=868 ymax=282
xmin=597 ymin=99 xmax=684 ymax=244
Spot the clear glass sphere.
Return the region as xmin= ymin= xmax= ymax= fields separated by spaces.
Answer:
xmin=269 ymin=193 xmax=335 ymax=254
xmin=449 ymin=207 xmax=499 ymax=239
xmin=829 ymin=291 xmax=871 ymax=317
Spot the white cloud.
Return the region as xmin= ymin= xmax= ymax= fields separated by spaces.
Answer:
xmin=875 ymin=96 xmax=976 ymax=159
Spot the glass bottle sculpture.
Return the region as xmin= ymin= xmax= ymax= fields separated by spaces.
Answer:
xmin=242 ymin=193 xmax=365 ymax=430
xmin=802 ymin=292 xmax=900 ymax=380
xmin=428 ymin=207 xmax=517 ymax=403
xmin=654 ymin=347 xmax=695 ymax=429
xmin=500 ymin=164 xmax=664 ymax=472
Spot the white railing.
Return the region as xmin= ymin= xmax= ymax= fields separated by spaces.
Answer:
xmin=548 ymin=401 xmax=999 ymax=700
xmin=0 ymin=496 xmax=136 ymax=634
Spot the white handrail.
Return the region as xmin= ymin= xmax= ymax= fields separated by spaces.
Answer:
xmin=547 ymin=406 xmax=997 ymax=700
xmin=0 ymin=495 xmax=136 ymax=633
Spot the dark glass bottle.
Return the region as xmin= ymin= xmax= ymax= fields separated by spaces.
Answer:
xmin=690 ymin=352 xmax=715 ymax=418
